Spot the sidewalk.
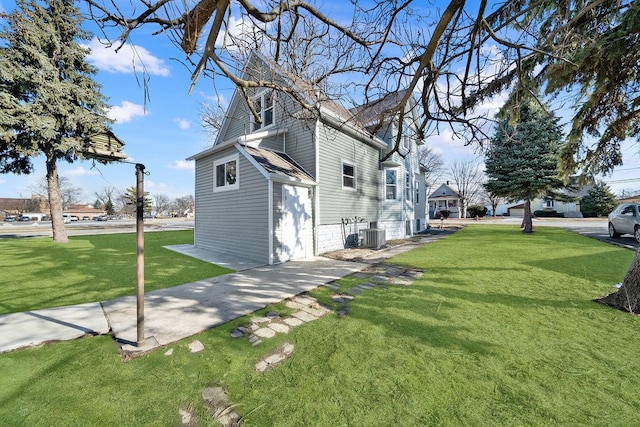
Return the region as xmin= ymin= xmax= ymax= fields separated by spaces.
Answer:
xmin=0 ymin=232 xmax=453 ymax=354
xmin=0 ymin=257 xmax=366 ymax=353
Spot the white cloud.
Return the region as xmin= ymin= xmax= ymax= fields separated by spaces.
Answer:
xmin=63 ymin=167 xmax=100 ymax=177
xmin=200 ymin=91 xmax=228 ymax=108
xmin=215 ymin=15 xmax=260 ymax=51
xmin=84 ymin=37 xmax=170 ymax=76
xmin=107 ymin=101 xmax=147 ymax=123
xmin=174 ymin=118 xmax=191 ymax=130
xmin=168 ymin=160 xmax=195 ymax=171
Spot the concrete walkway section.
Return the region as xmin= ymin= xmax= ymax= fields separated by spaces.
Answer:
xmin=0 ymin=256 xmax=367 ymax=353
xmin=102 ymin=257 xmax=366 ymax=350
xmin=166 ymin=244 xmax=266 ymax=271
xmin=0 ymin=303 xmax=109 ymax=353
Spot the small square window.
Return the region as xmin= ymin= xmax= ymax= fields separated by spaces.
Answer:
xmin=342 ymin=162 xmax=356 ymax=190
xmin=213 ymin=155 xmax=239 ymax=192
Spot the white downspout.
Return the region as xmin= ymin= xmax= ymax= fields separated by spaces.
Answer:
xmin=314 ymin=119 xmax=320 ymax=257
xmin=268 ymin=179 xmax=273 ymax=265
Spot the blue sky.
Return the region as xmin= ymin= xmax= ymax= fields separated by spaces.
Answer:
xmin=0 ymin=0 xmax=237 ymax=201
xmin=0 ymin=1 xmax=638 ymax=201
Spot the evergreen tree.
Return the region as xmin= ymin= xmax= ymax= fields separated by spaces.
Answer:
xmin=580 ymin=182 xmax=618 ymax=218
xmin=485 ymin=98 xmax=564 ymax=233
xmin=0 ymin=0 xmax=111 ymax=242
xmin=104 ymin=198 xmax=115 ymax=216
xmin=122 ymin=187 xmax=153 ymax=215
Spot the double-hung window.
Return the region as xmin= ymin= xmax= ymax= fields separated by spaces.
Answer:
xmin=385 ymin=169 xmax=397 ymax=200
xmin=251 ymin=90 xmax=274 ymax=131
xmin=214 ymin=154 xmax=239 ymax=192
xmin=342 ymin=161 xmax=356 ymax=190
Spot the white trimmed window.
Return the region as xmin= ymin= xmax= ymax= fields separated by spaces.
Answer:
xmin=342 ymin=161 xmax=357 ymax=190
xmin=545 ymin=200 xmax=554 ymax=208
xmin=415 ymin=179 xmax=420 ymax=203
xmin=385 ymin=169 xmax=397 ymax=200
xmin=213 ymin=154 xmax=239 ymax=192
xmin=402 ymin=121 xmax=411 ymax=150
xmin=405 ymin=173 xmax=411 ymax=201
xmin=251 ymin=90 xmax=274 ymax=131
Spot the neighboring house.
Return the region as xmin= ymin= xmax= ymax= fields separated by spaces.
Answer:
xmin=428 ymin=182 xmax=465 ymax=219
xmin=505 ymin=177 xmax=595 ymax=217
xmin=187 ymin=51 xmax=426 ymax=265
xmin=65 ymin=204 xmax=106 ymax=220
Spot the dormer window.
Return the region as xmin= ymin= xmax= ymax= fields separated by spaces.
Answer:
xmin=251 ymin=90 xmax=274 ymax=131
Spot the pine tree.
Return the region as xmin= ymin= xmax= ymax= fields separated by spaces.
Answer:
xmin=104 ymin=198 xmax=115 ymax=216
xmin=0 ymin=0 xmax=111 ymax=242
xmin=485 ymin=98 xmax=564 ymax=233
xmin=580 ymin=182 xmax=618 ymax=218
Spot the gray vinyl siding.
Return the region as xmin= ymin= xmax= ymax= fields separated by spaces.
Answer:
xmin=282 ymin=118 xmax=316 ymax=177
xmin=317 ymin=122 xmax=381 ymax=225
xmin=193 ymin=147 xmax=270 ymax=264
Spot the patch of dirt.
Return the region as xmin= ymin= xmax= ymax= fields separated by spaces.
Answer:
xmin=322 ymin=228 xmax=460 ymax=262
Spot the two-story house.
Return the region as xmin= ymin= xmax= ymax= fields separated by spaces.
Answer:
xmin=187 ymin=51 xmax=426 ymax=265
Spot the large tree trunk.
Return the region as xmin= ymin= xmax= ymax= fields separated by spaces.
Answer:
xmin=521 ymin=200 xmax=533 ymax=233
xmin=597 ymin=247 xmax=640 ymax=313
xmin=45 ymin=149 xmax=68 ymax=243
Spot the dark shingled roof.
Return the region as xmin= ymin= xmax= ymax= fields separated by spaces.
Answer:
xmin=349 ymin=89 xmax=411 ymax=126
xmin=243 ymin=146 xmax=315 ymax=183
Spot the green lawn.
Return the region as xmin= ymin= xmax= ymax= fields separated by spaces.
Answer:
xmin=0 ymin=230 xmax=232 ymax=315
xmin=1 ymin=226 xmax=640 ymax=426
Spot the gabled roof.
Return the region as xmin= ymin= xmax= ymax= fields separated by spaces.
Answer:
xmin=242 ymin=146 xmax=315 ymax=183
xmin=211 ymin=51 xmax=390 ymax=151
xmin=349 ymin=89 xmax=411 ymax=127
xmin=428 ymin=183 xmax=464 ymax=200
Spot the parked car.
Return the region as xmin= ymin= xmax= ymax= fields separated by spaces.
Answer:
xmin=94 ymin=215 xmax=108 ymax=221
xmin=4 ymin=216 xmax=15 ymax=222
xmin=82 ymin=216 xmax=90 ymax=221
xmin=608 ymin=203 xmax=640 ymax=243
xmin=19 ymin=216 xmax=30 ymax=221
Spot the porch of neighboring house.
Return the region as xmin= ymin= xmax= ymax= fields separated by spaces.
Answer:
xmin=429 ymin=198 xmax=461 ymax=219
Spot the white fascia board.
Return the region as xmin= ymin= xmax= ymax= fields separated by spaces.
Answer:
xmin=238 ymin=128 xmax=288 ymax=147
xmin=186 ymin=139 xmax=237 ymax=161
xmin=269 ymin=174 xmax=317 ymax=187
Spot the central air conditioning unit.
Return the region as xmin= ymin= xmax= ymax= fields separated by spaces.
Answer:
xmin=361 ymin=228 xmax=386 ymax=249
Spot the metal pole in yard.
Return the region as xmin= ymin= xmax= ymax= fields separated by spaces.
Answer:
xmin=136 ymin=163 xmax=145 ymax=347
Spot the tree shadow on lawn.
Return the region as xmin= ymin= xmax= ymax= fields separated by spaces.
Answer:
xmin=522 ymin=250 xmax=631 ymax=288
xmin=346 ymin=297 xmax=495 ymax=356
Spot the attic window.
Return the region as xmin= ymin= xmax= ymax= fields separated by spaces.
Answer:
xmin=213 ymin=154 xmax=239 ymax=192
xmin=251 ymin=90 xmax=274 ymax=131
